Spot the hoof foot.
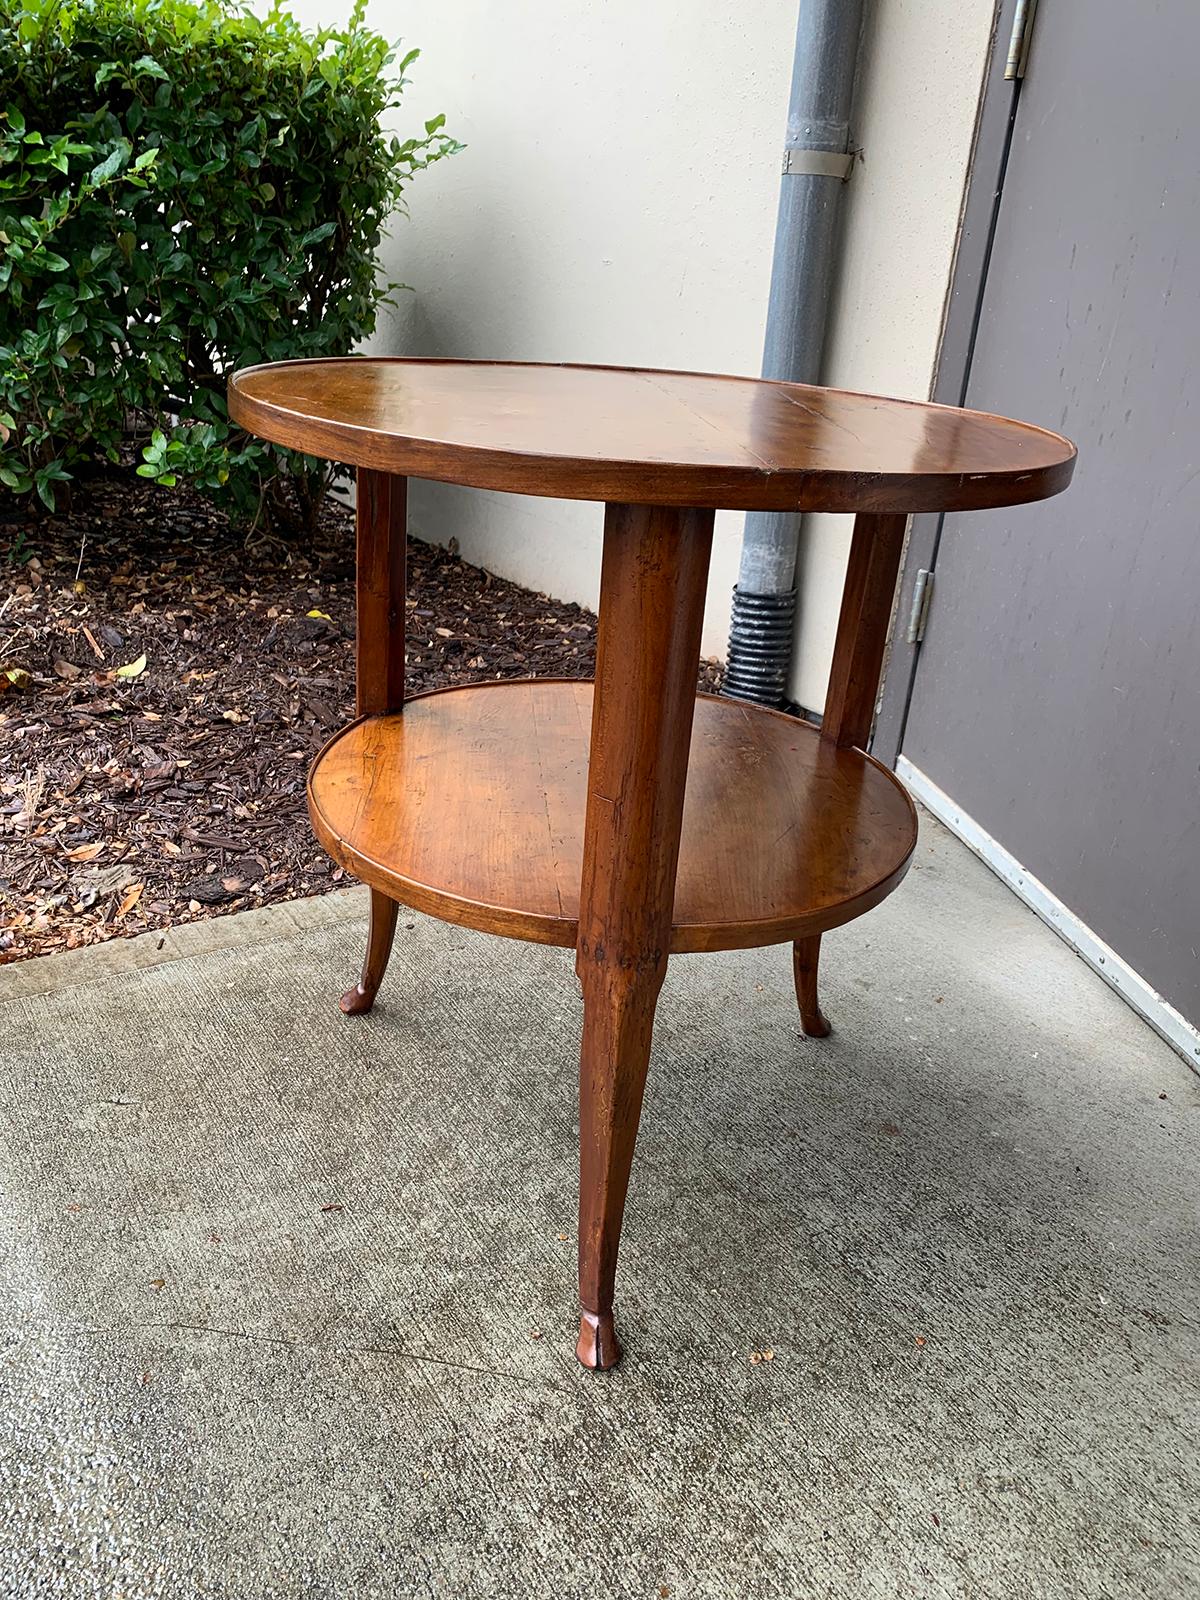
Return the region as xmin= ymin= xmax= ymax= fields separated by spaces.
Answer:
xmin=576 ymin=1310 xmax=623 ymax=1371
xmin=800 ymin=1010 xmax=831 ymax=1038
xmin=339 ymin=984 xmax=375 ymax=1015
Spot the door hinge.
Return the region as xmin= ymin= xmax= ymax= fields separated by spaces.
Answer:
xmin=906 ymin=569 xmax=934 ymax=644
xmin=1004 ymin=0 xmax=1039 ymax=80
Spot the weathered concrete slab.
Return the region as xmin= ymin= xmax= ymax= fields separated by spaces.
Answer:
xmin=1 ymin=813 xmax=1196 ymax=1598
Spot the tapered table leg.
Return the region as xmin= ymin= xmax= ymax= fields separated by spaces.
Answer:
xmin=575 ymin=501 xmax=714 ymax=1370
xmin=342 ymin=469 xmax=406 ymax=1015
xmin=821 ymin=512 xmax=909 ymax=751
xmin=792 ymin=934 xmax=831 ymax=1037
xmin=341 ymin=889 xmax=400 ymax=1014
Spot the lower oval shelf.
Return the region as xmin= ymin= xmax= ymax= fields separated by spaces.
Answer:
xmin=308 ymin=680 xmax=918 ymax=953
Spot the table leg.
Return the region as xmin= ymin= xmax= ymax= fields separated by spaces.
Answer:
xmin=820 ymin=512 xmax=909 ymax=751
xmin=792 ymin=935 xmax=832 ymax=1037
xmin=575 ymin=501 xmax=714 ymax=1370
xmin=787 ymin=513 xmax=908 ymax=1044
xmin=341 ymin=893 xmax=400 ymax=1016
xmin=341 ymin=469 xmax=407 ymax=1017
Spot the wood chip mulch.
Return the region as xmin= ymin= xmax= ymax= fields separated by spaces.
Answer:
xmin=0 ymin=475 xmax=722 ymax=963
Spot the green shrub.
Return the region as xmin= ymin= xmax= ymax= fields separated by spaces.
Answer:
xmin=0 ymin=0 xmax=458 ymax=524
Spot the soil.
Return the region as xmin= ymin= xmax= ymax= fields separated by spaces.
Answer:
xmin=0 ymin=476 xmax=722 ymax=962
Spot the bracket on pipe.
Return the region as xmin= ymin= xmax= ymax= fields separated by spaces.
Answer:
xmin=781 ymin=149 xmax=855 ymax=180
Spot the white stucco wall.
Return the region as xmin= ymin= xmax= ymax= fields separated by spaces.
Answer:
xmin=283 ymin=0 xmax=797 ymax=657
xmin=279 ymin=0 xmax=996 ymax=680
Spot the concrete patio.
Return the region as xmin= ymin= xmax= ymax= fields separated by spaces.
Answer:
xmin=1 ymin=810 xmax=1196 ymax=1598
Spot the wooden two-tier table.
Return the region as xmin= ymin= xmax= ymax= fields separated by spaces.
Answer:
xmin=228 ymin=358 xmax=1075 ymax=1371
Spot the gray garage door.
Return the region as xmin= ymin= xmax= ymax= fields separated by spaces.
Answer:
xmin=890 ymin=0 xmax=1200 ymax=1032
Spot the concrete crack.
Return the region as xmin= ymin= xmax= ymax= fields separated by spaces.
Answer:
xmin=148 ymin=1319 xmax=577 ymax=1396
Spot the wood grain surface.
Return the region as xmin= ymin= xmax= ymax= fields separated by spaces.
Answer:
xmin=307 ymin=680 xmax=918 ymax=954
xmin=571 ymin=501 xmax=714 ymax=1368
xmin=229 ymin=358 xmax=1076 ymax=514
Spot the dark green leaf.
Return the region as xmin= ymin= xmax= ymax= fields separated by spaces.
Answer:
xmin=131 ymin=55 xmax=170 ymax=81
xmin=88 ymin=143 xmax=130 ymax=185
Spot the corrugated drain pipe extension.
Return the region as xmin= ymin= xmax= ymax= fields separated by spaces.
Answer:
xmin=723 ymin=0 xmax=866 ymax=706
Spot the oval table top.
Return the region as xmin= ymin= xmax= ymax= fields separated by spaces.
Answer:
xmin=228 ymin=358 xmax=1076 ymax=514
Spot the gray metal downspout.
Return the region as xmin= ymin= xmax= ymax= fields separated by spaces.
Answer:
xmin=723 ymin=0 xmax=866 ymax=705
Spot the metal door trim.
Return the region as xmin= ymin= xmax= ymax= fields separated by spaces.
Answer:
xmin=872 ymin=0 xmax=1027 ymax=766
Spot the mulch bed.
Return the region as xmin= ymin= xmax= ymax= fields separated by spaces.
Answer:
xmin=0 ymin=475 xmax=722 ymax=963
